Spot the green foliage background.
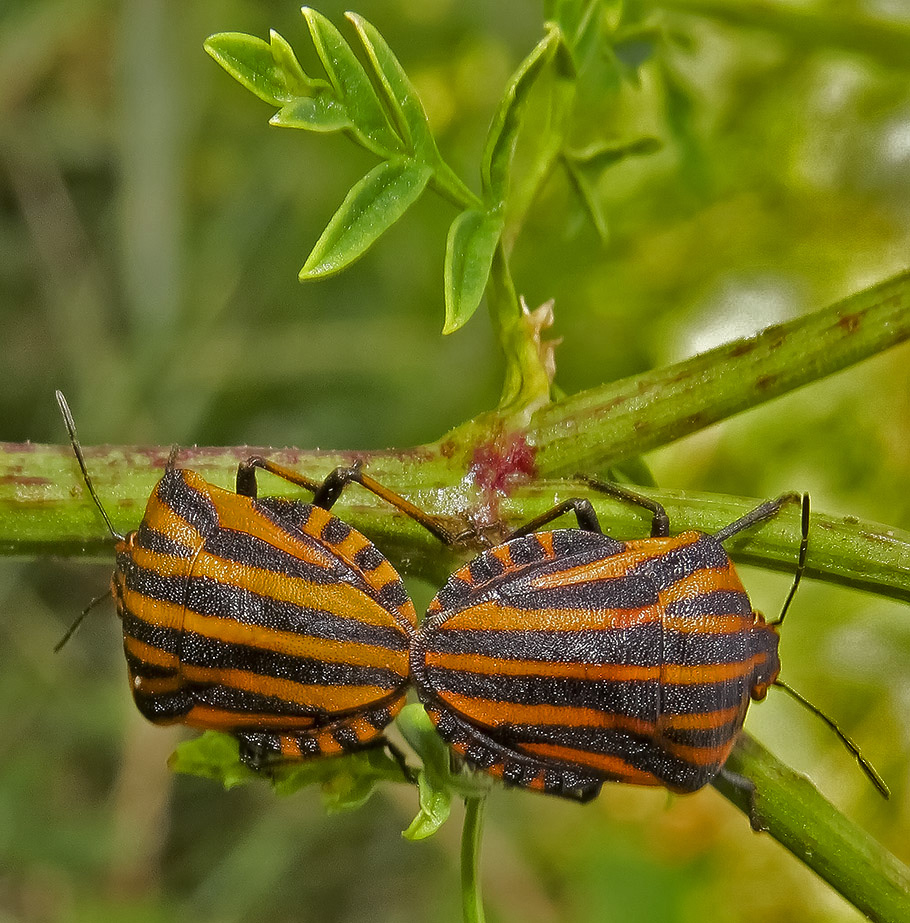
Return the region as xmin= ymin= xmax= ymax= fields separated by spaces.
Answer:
xmin=2 ymin=1 xmax=909 ymax=921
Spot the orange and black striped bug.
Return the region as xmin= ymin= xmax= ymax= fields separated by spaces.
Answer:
xmin=409 ymin=479 xmax=890 ymax=802
xmin=54 ymin=391 xmax=463 ymax=770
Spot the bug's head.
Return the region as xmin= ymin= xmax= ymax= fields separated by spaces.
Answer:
xmin=748 ymin=613 xmax=782 ymax=701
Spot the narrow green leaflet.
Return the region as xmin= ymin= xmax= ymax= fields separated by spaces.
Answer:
xmin=568 ymin=136 xmax=662 ymax=169
xmin=204 ymin=31 xmax=328 ymax=107
xmin=301 ymin=7 xmax=402 ymax=157
xmin=562 ymin=137 xmax=662 ymax=243
xmin=481 ymin=24 xmax=568 ymax=201
xmin=563 ymin=157 xmax=608 ymax=244
xmin=345 ymin=12 xmax=433 ymax=156
xmin=444 ymin=208 xmax=505 ymax=334
xmin=547 ymin=0 xmax=610 ymax=54
xmin=271 ymin=95 xmax=351 ymax=133
xmin=347 ymin=13 xmax=479 ymax=209
xmin=300 ymin=158 xmax=433 ymax=279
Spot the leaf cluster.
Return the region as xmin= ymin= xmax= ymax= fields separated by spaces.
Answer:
xmin=205 ymin=3 xmax=660 ymax=342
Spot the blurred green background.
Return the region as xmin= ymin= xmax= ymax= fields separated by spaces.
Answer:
xmin=2 ymin=1 xmax=909 ymax=920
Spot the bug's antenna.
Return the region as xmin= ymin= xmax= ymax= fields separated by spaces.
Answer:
xmin=771 ymin=493 xmax=810 ymax=627
xmin=55 ymin=390 xmax=123 ymax=542
xmin=774 ymin=679 xmax=890 ymax=799
xmin=54 ymin=590 xmax=113 ymax=652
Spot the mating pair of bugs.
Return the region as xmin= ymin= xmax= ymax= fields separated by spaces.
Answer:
xmin=56 ymin=392 xmax=888 ymax=803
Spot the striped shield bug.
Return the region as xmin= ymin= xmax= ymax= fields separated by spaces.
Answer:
xmin=54 ymin=391 xmax=461 ymax=769
xmin=410 ymin=478 xmax=889 ymax=802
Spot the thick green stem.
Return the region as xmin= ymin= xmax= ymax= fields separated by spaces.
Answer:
xmin=460 ymin=796 xmax=487 ymax=923
xmin=528 ymin=269 xmax=910 ymax=475
xmin=3 ymin=446 xmax=907 ymax=600
xmin=713 ymin=735 xmax=910 ymax=923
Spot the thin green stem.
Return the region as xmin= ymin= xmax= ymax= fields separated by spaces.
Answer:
xmin=430 ymin=160 xmax=483 ymax=210
xmin=461 ymin=796 xmax=487 ymax=923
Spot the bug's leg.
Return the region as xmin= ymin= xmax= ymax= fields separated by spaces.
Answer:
xmin=425 ymin=705 xmax=603 ymax=803
xmin=237 ymin=732 xmax=301 ymax=770
xmin=237 ymin=457 xmax=470 ymax=547
xmin=311 ymin=462 xmax=471 ymax=545
xmin=501 ymin=498 xmax=604 ymax=542
xmin=381 ymin=739 xmax=419 ymax=784
xmin=714 ymin=767 xmax=768 ymax=832
xmin=770 ymin=494 xmax=811 ymax=627
xmin=577 ymin=476 xmax=671 ymax=537
xmin=712 ymin=492 xmax=802 ymax=543
xmin=235 ymin=456 xmax=322 ymax=500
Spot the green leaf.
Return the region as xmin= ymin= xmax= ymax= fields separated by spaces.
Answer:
xmin=443 ymin=209 xmax=504 ymax=334
xmin=169 ymin=730 xmax=409 ymax=810
xmin=345 ymin=13 xmax=434 ymax=156
xmin=319 ymin=748 xmax=405 ymax=812
xmin=301 ymin=7 xmax=401 ymax=157
xmin=567 ymin=135 xmax=662 ymax=169
xmin=204 ymin=31 xmax=328 ymax=107
xmin=403 ymin=770 xmax=453 ymax=841
xmin=398 ymin=704 xmax=455 ymax=840
xmin=562 ymin=137 xmax=662 ymax=243
xmin=481 ymin=24 xmax=570 ymax=202
xmin=269 ymin=747 xmax=408 ymax=805
xmin=345 ymin=12 xmax=479 ymax=209
xmin=562 ymin=157 xmax=608 ymax=244
xmin=548 ymin=0 xmax=610 ymax=56
xmin=300 ymin=158 xmax=432 ymax=280
xmin=271 ymin=95 xmax=351 ymax=133
xmin=169 ymin=731 xmax=259 ymax=790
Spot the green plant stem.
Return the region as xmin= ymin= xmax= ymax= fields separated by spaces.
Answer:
xmin=529 ymin=269 xmax=910 ymax=475
xmin=430 ymin=160 xmax=483 ymax=210
xmin=461 ymin=796 xmax=487 ymax=923
xmin=487 ymin=245 xmax=555 ymax=417
xmin=713 ymin=734 xmax=910 ymax=923
xmin=3 ymin=446 xmax=908 ymax=599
